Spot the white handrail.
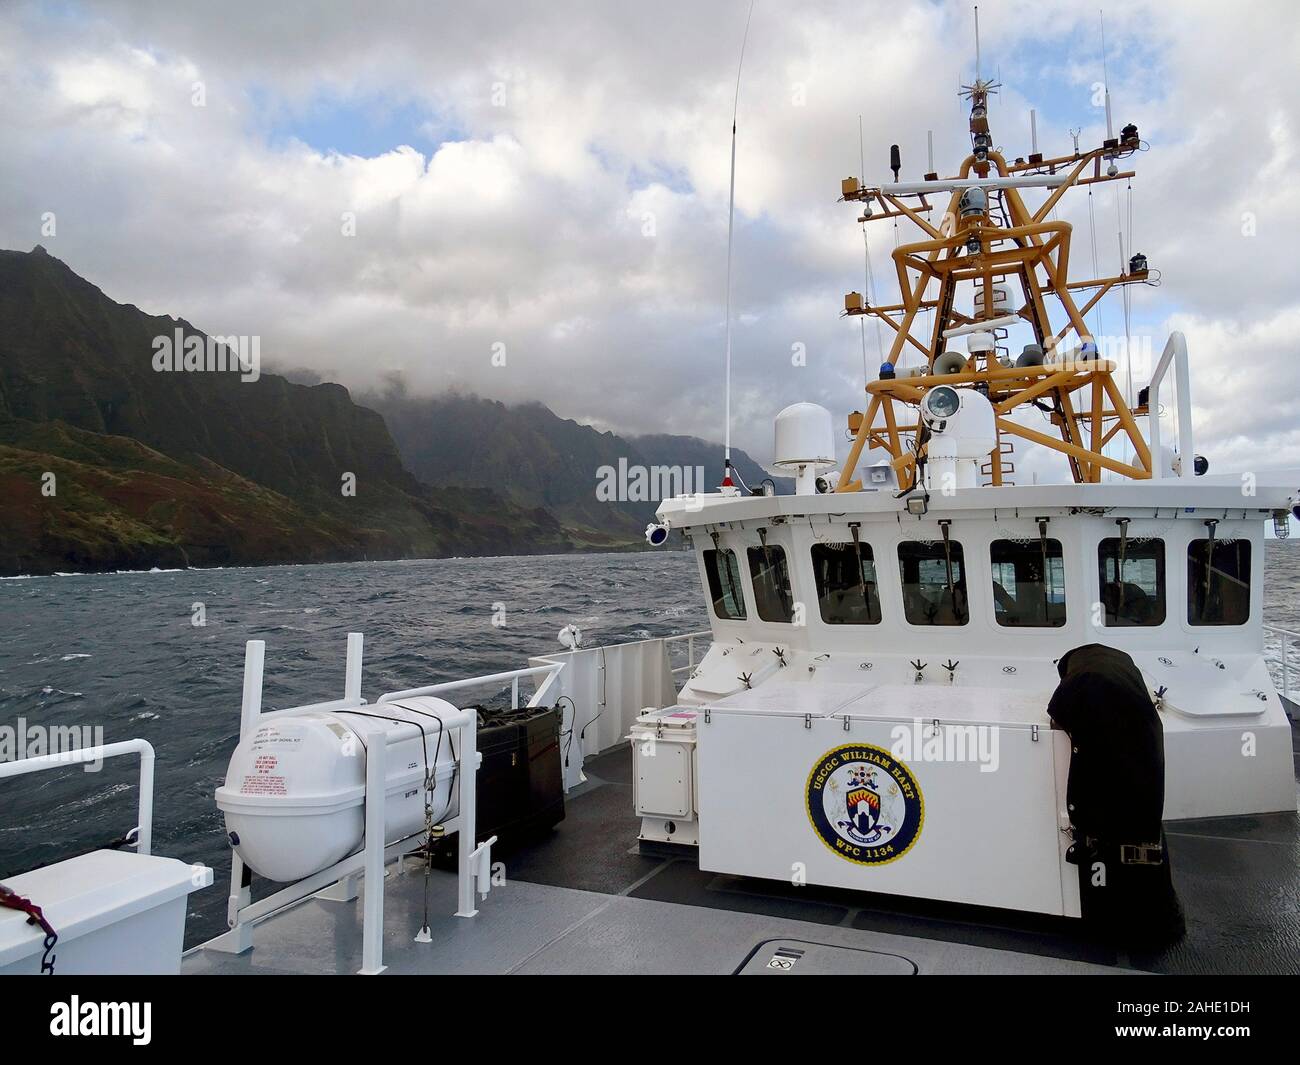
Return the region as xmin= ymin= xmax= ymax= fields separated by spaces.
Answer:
xmin=1147 ymin=331 xmax=1194 ymax=478
xmin=0 ymin=739 xmax=155 ymax=856
xmin=663 ymin=629 xmax=710 ymax=677
xmin=377 ymin=662 xmax=564 ymax=704
xmin=1263 ymin=623 xmax=1296 ymax=702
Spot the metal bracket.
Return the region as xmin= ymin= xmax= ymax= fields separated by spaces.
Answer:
xmin=1120 ymin=842 xmax=1164 ymax=866
xmin=842 ymin=716 xmax=851 ymax=732
xmin=704 ymin=707 xmax=711 ymax=724
xmin=1031 ymin=724 xmax=1039 ymax=743
xmin=804 ymin=713 xmax=813 ymax=730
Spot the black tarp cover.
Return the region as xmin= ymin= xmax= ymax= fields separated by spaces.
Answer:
xmin=1047 ymin=643 xmax=1184 ymax=949
xmin=1047 ymin=642 xmax=1165 ymax=840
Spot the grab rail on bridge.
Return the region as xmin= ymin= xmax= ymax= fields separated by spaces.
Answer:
xmin=1263 ymin=624 xmax=1298 ymax=713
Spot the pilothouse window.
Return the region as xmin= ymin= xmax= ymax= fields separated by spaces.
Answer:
xmin=1188 ymin=537 xmax=1250 ymax=626
xmin=747 ymin=545 xmax=795 ymax=623
xmin=703 ymin=548 xmax=746 ymax=620
xmin=1098 ymin=537 xmax=1165 ymax=626
xmin=990 ymin=538 xmax=1066 ymax=627
xmin=898 ymin=540 xmax=969 ymax=625
xmin=811 ymin=542 xmax=882 ymax=624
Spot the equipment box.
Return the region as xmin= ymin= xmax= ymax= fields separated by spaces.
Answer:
xmin=629 ymin=706 xmax=699 ymax=845
xmin=696 ymin=681 xmax=1079 ymax=916
xmin=472 ymin=705 xmax=565 ymax=848
xmin=0 ymin=850 xmax=212 ymax=975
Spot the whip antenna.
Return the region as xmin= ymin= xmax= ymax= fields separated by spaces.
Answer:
xmin=721 ymin=0 xmax=755 ymax=488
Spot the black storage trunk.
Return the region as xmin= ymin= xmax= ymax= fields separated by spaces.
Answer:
xmin=469 ymin=705 xmax=565 ymax=848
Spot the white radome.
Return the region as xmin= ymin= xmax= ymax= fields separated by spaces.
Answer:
xmin=773 ymin=402 xmax=836 ymax=495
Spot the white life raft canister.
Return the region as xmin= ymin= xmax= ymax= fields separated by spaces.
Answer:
xmin=215 ymin=697 xmax=462 ymax=883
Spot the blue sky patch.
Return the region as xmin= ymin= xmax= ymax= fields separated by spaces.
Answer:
xmin=246 ymin=86 xmax=464 ymax=158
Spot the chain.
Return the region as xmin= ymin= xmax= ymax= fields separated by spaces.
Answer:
xmin=0 ymin=883 xmax=57 ymax=974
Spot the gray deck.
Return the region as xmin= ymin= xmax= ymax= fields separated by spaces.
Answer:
xmin=185 ymin=719 xmax=1300 ymax=976
xmin=183 ymin=865 xmax=1128 ymax=976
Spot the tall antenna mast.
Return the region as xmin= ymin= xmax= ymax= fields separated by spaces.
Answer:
xmin=840 ymin=17 xmax=1152 ymax=492
xmin=721 ymin=0 xmax=756 ymax=487
xmin=859 ymin=115 xmax=869 ymax=384
xmin=1100 ymin=10 xmax=1114 ymax=140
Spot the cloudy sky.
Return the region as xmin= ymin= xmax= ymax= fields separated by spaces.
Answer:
xmin=2 ymin=0 xmax=1297 ymax=479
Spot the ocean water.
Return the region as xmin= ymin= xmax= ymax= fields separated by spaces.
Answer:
xmin=1 ymin=544 xmax=1297 ymax=947
xmin=0 ymin=551 xmax=704 ymax=945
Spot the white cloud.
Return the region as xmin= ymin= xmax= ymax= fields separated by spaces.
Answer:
xmin=0 ymin=0 xmax=1296 ymax=475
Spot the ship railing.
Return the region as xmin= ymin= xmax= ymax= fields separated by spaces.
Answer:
xmin=369 ymin=629 xmax=709 ymax=792
xmin=1263 ymin=624 xmax=1299 ymax=710
xmin=530 ymin=629 xmax=711 ymax=791
xmin=663 ymin=629 xmax=710 ymax=677
xmin=0 ymin=738 xmax=156 ymax=856
xmin=1147 ymin=331 xmax=1194 ymax=478
xmin=378 ymin=662 xmax=565 ymax=710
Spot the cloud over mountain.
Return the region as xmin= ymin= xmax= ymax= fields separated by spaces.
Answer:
xmin=1 ymin=0 xmax=1295 ymax=476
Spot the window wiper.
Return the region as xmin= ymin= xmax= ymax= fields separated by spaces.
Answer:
xmin=849 ymin=523 xmax=876 ymax=622
xmin=712 ymin=530 xmax=741 ymax=615
xmin=1202 ymin=518 xmax=1218 ymax=617
xmin=1037 ymin=516 xmax=1051 ymax=619
xmin=938 ymin=520 xmax=962 ymax=622
xmin=1115 ymin=517 xmax=1130 ymax=622
xmin=758 ymin=527 xmax=792 ymax=617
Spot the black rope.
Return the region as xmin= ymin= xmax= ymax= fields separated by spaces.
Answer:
xmin=558 ymin=695 xmax=580 ymax=766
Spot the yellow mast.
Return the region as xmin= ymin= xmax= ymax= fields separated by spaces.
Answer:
xmin=836 ymin=75 xmax=1153 ymax=492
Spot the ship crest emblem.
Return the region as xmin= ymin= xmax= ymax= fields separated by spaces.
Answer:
xmin=841 ymin=766 xmax=884 ymax=842
xmin=806 ymin=744 xmax=924 ymax=866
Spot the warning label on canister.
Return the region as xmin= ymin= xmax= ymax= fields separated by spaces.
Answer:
xmin=241 ymin=774 xmax=287 ymax=796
